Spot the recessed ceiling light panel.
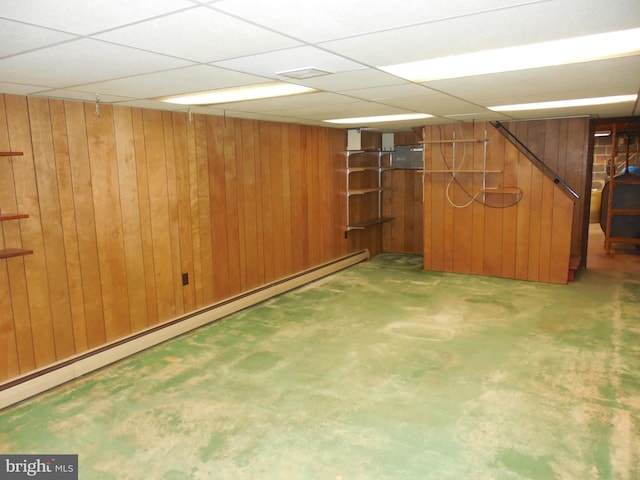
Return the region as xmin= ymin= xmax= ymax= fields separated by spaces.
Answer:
xmin=488 ymin=94 xmax=638 ymax=112
xmin=158 ymin=82 xmax=316 ymax=105
xmin=380 ymin=28 xmax=640 ymax=82
xmin=324 ymin=113 xmax=433 ymax=124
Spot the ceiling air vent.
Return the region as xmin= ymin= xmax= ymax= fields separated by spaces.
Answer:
xmin=277 ymin=67 xmax=332 ymax=79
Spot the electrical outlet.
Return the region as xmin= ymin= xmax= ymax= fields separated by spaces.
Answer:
xmin=181 ymin=273 xmax=189 ymax=286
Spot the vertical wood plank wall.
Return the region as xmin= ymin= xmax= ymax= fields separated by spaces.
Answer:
xmin=422 ymin=121 xmax=582 ymax=284
xmin=503 ymin=118 xmax=590 ymax=261
xmin=383 ymin=131 xmax=424 ymax=254
xmin=0 ymin=94 xmax=362 ymax=383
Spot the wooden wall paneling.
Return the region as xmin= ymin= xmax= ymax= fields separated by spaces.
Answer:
xmin=442 ymin=125 xmax=455 ymax=272
xmin=555 ymin=120 xmax=569 ymax=181
xmin=482 ymin=123 xmax=504 ymax=277
xmin=192 ymin=115 xmax=215 ymax=305
xmin=28 ymin=97 xmax=75 ymax=359
xmin=526 ymin=158 xmax=544 ymax=282
xmin=537 ymin=175 xmax=555 ymax=283
xmin=549 ymin=190 xmax=574 ymax=284
xmin=161 ymin=112 xmax=185 ymax=316
xmin=428 ymin=126 xmax=446 ymax=272
xmin=232 ymin=119 xmax=248 ymax=291
xmin=380 ymin=172 xmax=394 ymax=252
xmin=331 ymin=128 xmax=349 ymax=259
xmin=268 ymin=123 xmax=287 ymax=281
xmin=113 ymin=106 xmax=149 ymax=332
xmin=0 ymin=257 xmax=19 ymax=379
xmin=252 ymin=121 xmax=267 ymax=285
xmin=288 ymin=125 xmax=305 ymax=273
xmin=451 ymin=122 xmax=474 ymax=274
xmin=256 ymin=121 xmax=275 ymax=284
xmin=49 ymin=100 xmax=88 ymax=354
xmin=565 ymin=118 xmax=588 ymax=258
xmin=391 ymin=171 xmax=405 ymax=253
xmin=411 ymin=170 xmax=423 ymax=254
xmin=64 ymin=101 xmax=107 ymax=347
xmin=140 ymin=109 xmax=175 ymax=323
xmin=183 ymin=114 xmax=203 ymax=307
xmin=305 ymin=126 xmax=321 ymax=267
xmin=207 ymin=115 xmax=231 ymax=301
xmin=401 ymin=171 xmax=413 ymax=253
xmin=130 ymin=108 xmax=159 ymax=325
xmin=422 ymin=129 xmax=433 ymax=269
xmin=542 ymin=119 xmax=560 ymax=173
xmin=499 ymin=122 xmax=518 ymax=280
xmin=470 ymin=124 xmax=486 ymax=275
xmin=172 ymin=112 xmax=196 ymax=310
xmin=7 ymin=95 xmax=57 ymax=366
xmin=239 ymin=119 xmax=261 ymax=290
xmin=316 ymin=128 xmax=332 ymax=263
xmin=513 ymin=122 xmax=532 ymax=281
xmin=0 ymin=95 xmax=24 ymax=377
xmin=85 ymin=103 xmax=132 ymax=340
xmin=279 ymin=125 xmax=294 ymax=276
xmin=223 ymin=118 xmax=242 ymax=296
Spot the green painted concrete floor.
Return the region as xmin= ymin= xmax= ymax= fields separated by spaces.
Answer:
xmin=1 ymin=227 xmax=639 ymax=479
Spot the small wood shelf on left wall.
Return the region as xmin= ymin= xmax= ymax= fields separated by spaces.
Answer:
xmin=1 ymin=151 xmax=32 ymax=259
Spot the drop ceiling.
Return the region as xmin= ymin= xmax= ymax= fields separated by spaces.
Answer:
xmin=1 ymin=0 xmax=639 ymax=130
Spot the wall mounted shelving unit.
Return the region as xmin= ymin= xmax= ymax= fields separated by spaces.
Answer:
xmin=0 ymin=151 xmax=33 ymax=260
xmin=345 ymin=149 xmax=394 ymax=236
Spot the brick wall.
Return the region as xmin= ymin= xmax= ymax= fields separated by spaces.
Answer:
xmin=592 ymin=133 xmax=640 ymax=191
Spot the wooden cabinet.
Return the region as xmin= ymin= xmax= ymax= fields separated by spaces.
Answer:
xmin=0 ymin=151 xmax=33 ymax=259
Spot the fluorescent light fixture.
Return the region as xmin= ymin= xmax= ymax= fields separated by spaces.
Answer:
xmin=380 ymin=28 xmax=640 ymax=82
xmin=488 ymin=94 xmax=638 ymax=112
xmin=324 ymin=113 xmax=433 ymax=124
xmin=594 ymin=131 xmax=611 ymax=137
xmin=159 ymin=82 xmax=315 ymax=105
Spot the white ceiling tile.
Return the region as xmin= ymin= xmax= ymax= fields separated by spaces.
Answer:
xmin=380 ymin=93 xmax=488 ymax=117
xmin=210 ymin=92 xmax=359 ymax=113
xmin=95 ymin=7 xmax=302 ymax=63
xmin=0 ymin=0 xmax=195 ymax=35
xmin=212 ymin=0 xmax=551 ymax=43
xmin=111 ymin=99 xmax=189 ymax=111
xmin=211 ymin=46 xmax=367 ymax=79
xmin=425 ymin=57 xmax=640 ymax=106
xmin=0 ymin=19 xmax=77 ymax=57
xmin=320 ymin=0 xmax=640 ymax=66
xmin=293 ymin=69 xmax=408 ymax=91
xmin=338 ymin=83 xmax=431 ymax=101
xmin=31 ymin=89 xmax=133 ymax=103
xmin=71 ymin=65 xmax=268 ymax=98
xmin=0 ymin=39 xmax=194 ymax=88
xmin=0 ymin=0 xmax=638 ymax=126
xmin=0 ymin=82 xmax=49 ymax=96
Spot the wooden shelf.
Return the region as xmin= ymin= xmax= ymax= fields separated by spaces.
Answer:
xmin=420 ymin=139 xmax=487 ymax=144
xmin=0 ymin=213 xmax=29 ymax=221
xmin=0 ymin=248 xmax=33 ymax=259
xmin=0 ymin=154 xmax=31 ymax=255
xmin=348 ymin=166 xmax=394 ymax=173
xmin=347 ymin=188 xmax=383 ymax=195
xmin=418 ymin=169 xmax=502 ymax=174
xmin=347 ymin=217 xmax=394 ymax=229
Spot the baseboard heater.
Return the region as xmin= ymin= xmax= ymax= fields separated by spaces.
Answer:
xmin=0 ymin=249 xmax=370 ymax=410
